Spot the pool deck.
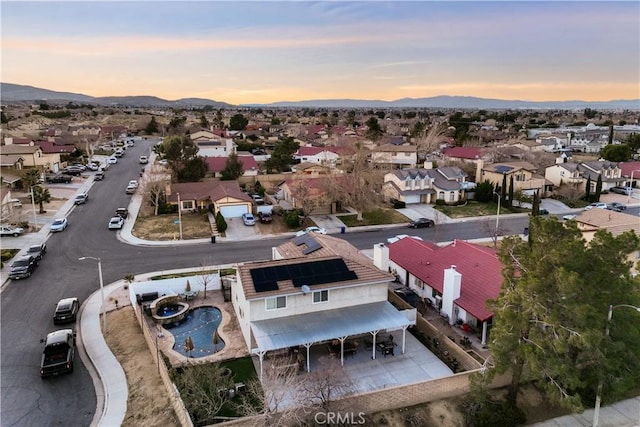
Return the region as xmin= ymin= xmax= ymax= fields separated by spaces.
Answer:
xmin=107 ymin=284 xmax=250 ymax=367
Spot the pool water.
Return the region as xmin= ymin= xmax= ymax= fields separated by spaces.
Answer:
xmin=157 ymin=305 xmax=181 ymax=317
xmin=165 ymin=307 xmax=225 ymax=357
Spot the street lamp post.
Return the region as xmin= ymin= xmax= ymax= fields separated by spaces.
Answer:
xmin=626 ymin=170 xmax=640 ymax=205
xmin=177 ymin=192 xmax=183 ymax=240
xmin=79 ymin=256 xmax=107 ymax=334
xmin=593 ymin=303 xmax=640 ymax=427
xmin=494 ymin=191 xmax=502 ymax=237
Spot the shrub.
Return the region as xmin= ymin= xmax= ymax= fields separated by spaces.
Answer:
xmin=284 ymin=209 xmax=303 ymax=228
xmin=435 ymin=199 xmax=446 ymax=206
xmin=215 ymin=212 xmax=228 ymax=233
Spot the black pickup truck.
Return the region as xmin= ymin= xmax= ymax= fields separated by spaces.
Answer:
xmin=40 ymin=329 xmax=75 ymax=378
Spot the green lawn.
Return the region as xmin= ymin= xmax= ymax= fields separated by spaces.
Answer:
xmin=340 ymin=209 xmax=410 ymax=227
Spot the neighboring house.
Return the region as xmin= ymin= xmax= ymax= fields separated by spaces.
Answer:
xmin=571 ymin=209 xmax=640 ymax=273
xmin=165 ymin=180 xmax=252 ymax=218
xmin=510 ymin=139 xmax=546 ymax=152
xmin=441 ymin=146 xmax=485 ymax=165
xmin=293 ymin=146 xmax=341 ymax=166
xmin=545 ymin=159 xmax=625 ymax=192
xmin=536 ymin=135 xmax=567 ymax=152
xmin=291 ymin=162 xmax=336 ymax=176
xmin=279 ymin=177 xmax=341 ymax=214
xmin=232 ymin=233 xmax=416 ymax=375
xmin=100 ymin=125 xmax=128 ymax=140
xmin=477 ymin=160 xmax=548 ymax=196
xmin=204 ymin=156 xmax=259 ymax=178
xmin=69 ymin=124 xmax=101 ymax=136
xmin=373 ymin=238 xmax=502 ymax=345
xmin=371 ymin=144 xmax=417 ymax=169
xmin=619 ymin=161 xmax=640 ymax=189
xmin=382 ymin=166 xmax=469 ymax=205
xmin=0 ymin=144 xmax=48 ymax=169
xmin=191 ymin=131 xmax=236 ymax=157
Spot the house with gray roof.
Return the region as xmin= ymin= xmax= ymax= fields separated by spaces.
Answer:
xmin=382 ymin=166 xmax=469 ymax=205
xmin=545 ymin=158 xmax=625 ymax=192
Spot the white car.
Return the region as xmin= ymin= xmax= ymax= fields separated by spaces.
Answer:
xmin=584 ymin=202 xmax=608 ymax=211
xmin=295 ymin=226 xmax=327 ymax=237
xmin=107 ymin=157 xmax=118 ymax=164
xmin=50 ymin=218 xmax=68 ymax=232
xmin=562 ymin=214 xmax=577 ymax=221
xmin=128 ymin=180 xmax=139 ymax=188
xmin=108 ymin=216 xmax=124 ymax=229
xmin=139 ymin=156 xmax=148 ymax=164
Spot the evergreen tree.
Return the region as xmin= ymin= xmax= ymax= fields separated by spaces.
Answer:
xmin=220 ymin=152 xmax=244 ymax=180
xmin=585 ymin=176 xmax=592 ymax=201
xmin=229 ymin=114 xmax=248 ymax=131
xmin=501 ymin=174 xmax=507 ymax=204
xmin=145 ymin=116 xmax=159 ymax=134
xmin=32 ymin=185 xmax=51 ymax=213
xmin=595 ymin=174 xmax=603 ymax=202
xmin=508 ymin=175 xmax=514 ymax=208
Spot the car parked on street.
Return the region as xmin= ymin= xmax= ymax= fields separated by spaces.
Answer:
xmin=50 ymin=218 xmax=68 ymax=232
xmin=94 ymin=171 xmax=105 ymax=181
xmin=115 ymin=208 xmax=129 ymax=219
xmin=408 ymin=218 xmax=435 ymax=228
xmin=8 ymin=255 xmax=38 ymax=279
xmin=608 ymin=202 xmax=627 ymax=212
xmin=26 ymin=243 xmax=47 ymax=262
xmin=108 ymin=216 xmax=125 ymax=229
xmin=139 ymin=155 xmax=148 ymax=164
xmin=242 ymin=212 xmax=256 ymax=226
xmin=609 ymin=186 xmax=632 ymax=195
xmin=125 ymin=185 xmax=136 ymax=194
xmin=0 ymin=225 xmax=25 ymax=237
xmin=584 ymin=202 xmax=608 ymax=211
xmin=295 ymin=226 xmax=327 ymax=237
xmin=107 ymin=157 xmax=118 ymax=164
xmin=53 ymin=298 xmax=79 ymax=324
xmin=562 ymin=214 xmax=577 ymax=221
xmin=74 ymin=193 xmax=89 ymax=205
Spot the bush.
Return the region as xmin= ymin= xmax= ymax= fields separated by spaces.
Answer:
xmin=284 ymin=209 xmax=303 ymax=228
xmin=435 ymin=199 xmax=446 ymax=206
xmin=157 ymin=202 xmax=178 ymax=215
xmin=462 ymin=397 xmax=526 ymax=427
xmin=215 ymin=212 xmax=228 ymax=233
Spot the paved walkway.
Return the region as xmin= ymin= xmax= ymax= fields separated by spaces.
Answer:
xmin=2 ymin=178 xmax=639 ymax=426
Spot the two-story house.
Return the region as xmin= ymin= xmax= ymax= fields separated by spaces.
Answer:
xmin=232 ymin=233 xmax=416 ymax=375
xmin=0 ymin=143 xmax=52 ymax=170
xmin=190 ymin=130 xmax=236 ymax=157
xmin=545 ymin=159 xmax=625 ymax=192
xmin=371 ymin=144 xmax=417 ymax=169
xmin=477 ymin=160 xmax=547 ymax=196
xmin=373 ymin=238 xmax=502 ymax=346
xmin=382 ymin=166 xmax=469 ymax=205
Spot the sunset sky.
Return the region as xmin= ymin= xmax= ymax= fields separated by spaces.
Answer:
xmin=2 ymin=1 xmax=639 ymax=105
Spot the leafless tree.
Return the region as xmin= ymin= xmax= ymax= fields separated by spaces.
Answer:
xmin=140 ymin=165 xmax=170 ymax=216
xmin=299 ymin=356 xmax=354 ymax=412
xmin=233 ymin=362 xmax=309 ymax=426
xmin=415 ymin=122 xmax=449 ymax=159
xmin=289 ymin=177 xmax=320 ymax=224
xmin=196 ymin=257 xmax=217 ymax=299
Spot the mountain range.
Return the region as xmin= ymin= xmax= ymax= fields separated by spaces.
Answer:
xmin=2 ymin=82 xmax=638 ymax=110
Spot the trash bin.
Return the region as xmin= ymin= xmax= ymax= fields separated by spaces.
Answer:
xmin=211 ymin=235 xmax=216 ymax=244
xmin=523 ymin=227 xmax=529 ymax=236
xmin=340 ymin=226 xmax=346 ymax=234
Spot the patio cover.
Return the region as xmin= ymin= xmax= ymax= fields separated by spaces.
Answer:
xmin=250 ymin=301 xmax=415 ymax=354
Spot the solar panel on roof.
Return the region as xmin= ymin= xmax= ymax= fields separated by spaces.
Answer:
xmin=302 ymin=238 xmax=322 ymax=255
xmin=495 ymin=165 xmax=513 ymax=174
xmin=250 ymin=258 xmax=358 ymax=292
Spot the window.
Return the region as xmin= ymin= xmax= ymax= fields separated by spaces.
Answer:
xmin=182 ymin=201 xmax=194 ymax=210
xmin=313 ymin=290 xmax=328 ymax=303
xmin=266 ymin=296 xmax=286 ymax=310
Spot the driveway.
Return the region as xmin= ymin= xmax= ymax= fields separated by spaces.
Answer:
xmin=224 ymin=216 xmax=259 ymax=240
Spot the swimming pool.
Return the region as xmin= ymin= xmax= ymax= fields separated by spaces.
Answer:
xmin=164 ymin=306 xmax=225 ymax=358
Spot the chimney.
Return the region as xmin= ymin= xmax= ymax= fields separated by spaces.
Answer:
xmin=475 ymin=159 xmax=484 ymax=183
xmin=373 ymin=243 xmax=390 ymax=272
xmin=441 ymin=265 xmax=462 ymax=325
xmin=165 ymin=182 xmax=172 ymax=196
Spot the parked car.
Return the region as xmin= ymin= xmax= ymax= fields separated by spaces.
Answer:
xmin=107 ymin=157 xmax=118 ymax=164
xmin=125 ymin=185 xmax=136 ymax=194
xmin=608 ymin=202 xmax=627 ymax=212
xmin=10 ymin=198 xmax=22 ymax=208
xmin=242 ymin=212 xmax=256 ymax=226
xmin=258 ymin=211 xmax=273 ymax=223
xmin=8 ymin=255 xmax=38 ymax=279
xmin=61 ymin=166 xmax=83 ymax=176
xmin=295 ymin=226 xmax=327 ymax=237
xmin=584 ymin=202 xmax=608 ymax=211
xmin=139 ymin=155 xmax=148 ymax=164
xmin=390 ymin=198 xmax=406 ymax=209
xmin=70 ymin=163 xmax=86 ymax=171
xmin=108 ymin=216 xmax=125 ymax=229
xmin=26 ymin=243 xmax=47 ymax=261
xmin=74 ymin=193 xmax=89 ymax=205
xmin=394 ymin=288 xmax=420 ymax=308
xmin=40 ymin=329 xmax=75 ymax=378
xmin=50 ymin=218 xmax=68 ymax=232
xmin=53 ymin=298 xmax=79 ymax=324
xmin=46 ymin=174 xmax=72 ymax=184
xmin=562 ymin=214 xmax=577 ymax=221
xmin=128 ymin=180 xmax=139 ymax=188
xmin=115 ymin=208 xmax=129 ymax=219
xmin=609 ymin=186 xmax=632 ymax=195
xmin=251 ymin=194 xmax=265 ymax=205
xmin=0 ymin=225 xmax=25 ymax=237
xmin=94 ymin=171 xmax=105 ymax=181
xmin=408 ymin=218 xmax=435 ymax=228
xmin=85 ymin=163 xmax=99 ymax=171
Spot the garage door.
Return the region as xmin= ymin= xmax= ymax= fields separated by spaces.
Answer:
xmin=219 ymin=205 xmax=248 ymax=218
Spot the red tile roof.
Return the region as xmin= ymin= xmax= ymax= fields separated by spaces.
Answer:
xmin=205 ymin=156 xmax=259 ymax=172
xmin=619 ymin=161 xmax=640 ymax=178
xmin=389 ymin=239 xmax=502 ymax=321
xmin=36 ymin=141 xmax=76 ymax=154
xmin=442 ymin=146 xmax=484 ymax=160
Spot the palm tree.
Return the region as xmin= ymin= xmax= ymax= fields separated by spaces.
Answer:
xmin=32 ymin=185 xmax=51 ymax=214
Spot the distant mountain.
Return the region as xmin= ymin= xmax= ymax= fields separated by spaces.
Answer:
xmin=2 ymin=82 xmax=638 ymax=110
xmin=0 ymin=83 xmax=233 ymax=108
xmin=261 ymin=95 xmax=640 ymax=110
